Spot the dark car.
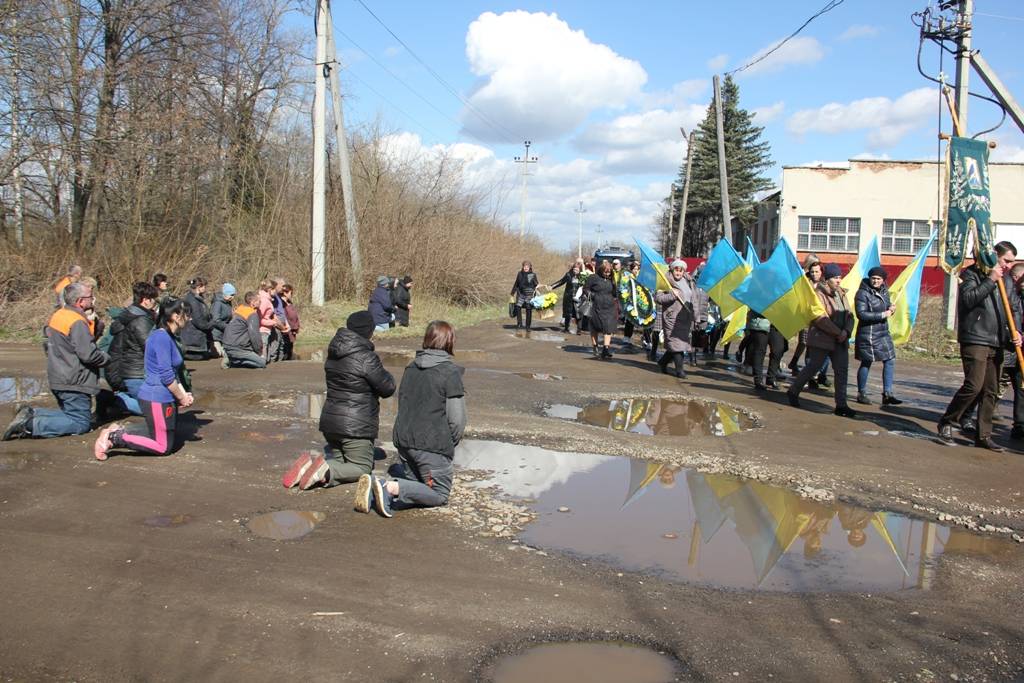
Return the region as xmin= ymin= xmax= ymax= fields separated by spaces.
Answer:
xmin=594 ymin=246 xmax=636 ymax=266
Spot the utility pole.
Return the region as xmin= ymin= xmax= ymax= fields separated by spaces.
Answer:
xmin=514 ymin=141 xmax=537 ymax=238
xmin=596 ymin=224 xmax=603 ymax=249
xmin=674 ymin=128 xmax=696 ymax=258
xmin=574 ymin=201 xmax=587 ymax=258
xmin=11 ymin=13 xmax=23 ymax=248
xmin=713 ymin=75 xmax=732 ymax=245
xmin=311 ymin=0 xmax=328 ymax=306
xmin=325 ymin=9 xmax=364 ymax=301
xmin=665 ymin=185 xmax=675 ymax=255
xmin=940 ymin=0 xmax=972 ymax=330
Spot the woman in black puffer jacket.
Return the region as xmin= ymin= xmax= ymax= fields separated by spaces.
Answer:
xmin=181 ymin=277 xmax=215 ymax=359
xmin=281 ymin=310 xmax=396 ymax=490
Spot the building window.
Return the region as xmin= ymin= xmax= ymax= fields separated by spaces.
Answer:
xmin=797 ymin=216 xmax=860 ymax=252
xmin=882 ymin=219 xmax=940 ymax=255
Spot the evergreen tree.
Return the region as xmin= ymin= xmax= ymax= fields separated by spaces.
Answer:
xmin=657 ymin=76 xmax=774 ymax=256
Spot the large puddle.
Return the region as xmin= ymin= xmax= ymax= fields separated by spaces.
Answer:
xmin=490 ymin=642 xmax=679 ymax=683
xmin=510 ymin=330 xmax=568 ymax=343
xmin=543 ymin=398 xmax=759 ymax=437
xmin=246 ymin=510 xmax=325 ymax=540
xmin=454 ymin=440 xmax=1015 ymax=592
xmin=0 ymin=376 xmax=46 ymax=404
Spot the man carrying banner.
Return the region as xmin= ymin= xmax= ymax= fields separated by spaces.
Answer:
xmin=787 ymin=263 xmax=856 ymax=417
xmin=937 ymin=241 xmax=1021 ymax=451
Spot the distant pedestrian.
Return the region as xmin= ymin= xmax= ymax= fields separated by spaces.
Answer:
xmin=52 ymin=264 xmax=82 ymax=308
xmin=210 ymin=283 xmax=236 ymax=358
xmin=354 ymin=321 xmax=466 ymax=518
xmin=854 ymin=267 xmax=902 ymax=406
xmin=510 ymin=261 xmax=539 ymax=330
xmin=392 ymin=276 xmax=413 ymax=327
xmin=106 ymin=281 xmax=159 ymax=415
xmin=222 ymin=291 xmax=266 ymax=369
xmin=280 ymin=283 xmax=300 ymax=359
xmin=368 ymin=275 xmax=394 ymax=333
xmin=550 ymin=262 xmax=584 ymax=334
xmin=655 ymin=260 xmax=695 ymax=378
xmin=181 ymin=277 xmax=215 ymax=359
xmin=584 ymin=261 xmax=618 ymax=358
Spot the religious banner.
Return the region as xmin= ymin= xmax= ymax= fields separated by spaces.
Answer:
xmin=942 ymin=136 xmax=994 ymax=273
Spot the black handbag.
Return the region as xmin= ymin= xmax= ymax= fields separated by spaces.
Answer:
xmin=577 ymin=296 xmax=593 ymax=318
xmin=508 ymin=302 xmax=517 ymax=318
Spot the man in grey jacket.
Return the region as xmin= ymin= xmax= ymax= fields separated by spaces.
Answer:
xmin=4 ymin=282 xmax=109 ymax=440
xmin=221 ymin=291 xmax=266 ymax=369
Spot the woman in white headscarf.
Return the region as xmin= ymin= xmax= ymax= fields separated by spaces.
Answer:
xmin=654 ymin=259 xmax=695 ymax=378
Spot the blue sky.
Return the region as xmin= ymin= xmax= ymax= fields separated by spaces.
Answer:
xmin=300 ymin=0 xmax=1024 ymax=251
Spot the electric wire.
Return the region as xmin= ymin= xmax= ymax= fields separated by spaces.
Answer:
xmin=342 ymin=68 xmax=445 ymax=141
xmin=351 ymin=0 xmax=525 ymax=144
xmin=974 ymin=11 xmax=1024 ymax=22
xmin=726 ymin=0 xmax=847 ymax=76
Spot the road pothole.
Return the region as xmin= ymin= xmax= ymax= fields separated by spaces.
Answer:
xmin=489 ymin=641 xmax=679 ymax=683
xmin=541 ymin=398 xmax=759 ymax=437
xmin=245 ymin=510 xmax=325 ymax=540
xmin=453 ymin=440 xmax=1016 ymax=592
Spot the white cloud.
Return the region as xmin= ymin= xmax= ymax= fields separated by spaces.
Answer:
xmin=573 ymin=104 xmax=706 ymax=175
xmin=839 ymin=24 xmax=881 ymax=41
xmin=462 ymin=11 xmax=647 ymax=142
xmin=738 ymin=36 xmax=825 ymax=76
xmin=707 ymin=53 xmax=729 ymax=72
xmin=752 ymin=101 xmax=785 ymax=123
xmin=787 ymin=87 xmax=934 ymax=149
xmin=383 ymin=45 xmax=403 ymax=58
xmin=640 ymin=79 xmax=707 ymax=109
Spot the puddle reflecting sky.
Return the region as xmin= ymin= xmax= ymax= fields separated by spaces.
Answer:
xmin=491 ymin=642 xmax=677 ymax=683
xmin=510 ymin=330 xmax=568 ymax=343
xmin=0 ymin=376 xmax=46 ymax=404
xmin=454 ymin=440 xmax=1014 ymax=592
xmin=246 ymin=510 xmax=325 ymax=540
xmin=543 ymin=398 xmax=759 ymax=437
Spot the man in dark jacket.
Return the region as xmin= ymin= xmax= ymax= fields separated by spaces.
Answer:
xmin=4 ymin=282 xmax=109 ymax=440
xmin=281 ymin=310 xmax=396 ymax=490
xmin=210 ymin=283 xmax=235 ymax=358
xmin=391 ymin=276 xmax=413 ymax=327
xmin=181 ymin=278 xmax=215 ymax=359
xmin=939 ymin=241 xmax=1022 ymax=450
xmin=368 ymin=276 xmax=394 ymax=332
xmin=107 ymin=281 xmax=158 ymax=415
xmin=222 ymin=291 xmax=266 ymax=369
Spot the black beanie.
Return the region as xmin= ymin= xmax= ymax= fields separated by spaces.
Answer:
xmin=346 ymin=310 xmax=375 ymax=339
xmin=867 ymin=266 xmax=888 ymax=280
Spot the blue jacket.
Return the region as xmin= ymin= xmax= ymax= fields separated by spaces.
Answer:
xmin=139 ymin=329 xmax=182 ymax=404
xmin=368 ymin=285 xmax=393 ymax=326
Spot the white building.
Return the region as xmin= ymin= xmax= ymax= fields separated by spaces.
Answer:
xmin=746 ymin=159 xmax=1024 ymax=269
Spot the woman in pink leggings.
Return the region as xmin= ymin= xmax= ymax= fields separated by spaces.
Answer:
xmin=94 ymin=298 xmax=195 ymax=460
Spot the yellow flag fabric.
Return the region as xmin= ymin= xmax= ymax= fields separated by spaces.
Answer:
xmin=721 ymin=308 xmax=747 ymax=344
xmin=888 ymin=232 xmax=936 ymax=346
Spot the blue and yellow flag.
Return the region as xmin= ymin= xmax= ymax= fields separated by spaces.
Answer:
xmin=697 ymin=239 xmax=749 ymax=318
xmin=633 ymin=238 xmax=673 ymax=293
xmin=718 ymin=237 xmax=760 ymax=345
xmin=840 ymin=235 xmax=881 ymax=294
xmin=732 ymin=237 xmax=825 ymax=339
xmin=744 ymin=236 xmax=760 ymax=268
xmin=888 ymin=231 xmax=936 ymax=346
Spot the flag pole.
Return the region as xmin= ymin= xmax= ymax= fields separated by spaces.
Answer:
xmin=996 ymin=278 xmax=1024 ymax=388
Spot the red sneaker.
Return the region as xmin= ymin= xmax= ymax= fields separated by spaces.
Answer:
xmin=298 ymin=455 xmax=329 ymax=490
xmin=281 ymin=451 xmax=315 ymax=488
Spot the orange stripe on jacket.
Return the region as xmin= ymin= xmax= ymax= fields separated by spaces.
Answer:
xmin=47 ymin=307 xmax=95 ymax=337
xmin=234 ymin=304 xmax=257 ymax=319
xmin=53 ymin=276 xmax=72 ymax=294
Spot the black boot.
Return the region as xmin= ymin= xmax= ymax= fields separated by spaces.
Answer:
xmin=592 ymin=343 xmax=600 ymax=358
xmin=515 ymin=307 xmax=523 ymax=329
xmin=601 ymin=346 xmax=613 ymax=359
xmin=882 ymin=393 xmax=903 ymax=406
xmin=673 ymin=352 xmax=687 ymax=379
xmin=2 ymin=406 xmax=34 ymax=441
xmin=525 ymin=307 xmax=533 ymax=330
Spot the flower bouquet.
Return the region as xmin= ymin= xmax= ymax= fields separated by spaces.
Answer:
xmin=530 ymin=285 xmax=559 ymax=319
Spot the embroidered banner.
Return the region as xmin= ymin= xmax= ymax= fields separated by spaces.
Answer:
xmin=942 ymin=136 xmax=993 ymax=273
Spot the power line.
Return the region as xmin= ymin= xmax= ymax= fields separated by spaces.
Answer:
xmin=351 ymin=0 xmax=524 ymax=144
xmin=726 ymin=0 xmax=847 ymax=76
xmin=341 ymin=68 xmax=444 ymax=141
xmin=974 ymin=11 xmax=1024 ymax=22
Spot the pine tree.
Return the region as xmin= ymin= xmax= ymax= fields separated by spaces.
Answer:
xmin=658 ymin=76 xmax=773 ymax=256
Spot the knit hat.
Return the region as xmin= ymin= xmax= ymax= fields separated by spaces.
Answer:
xmin=823 ymin=263 xmax=842 ymax=279
xmin=867 ymin=266 xmax=888 ymax=280
xmin=376 ymin=275 xmax=390 ymax=287
xmin=221 ymin=282 xmax=236 ymax=297
xmin=346 ymin=310 xmax=375 ymax=339
xmin=670 ymin=259 xmax=687 ymax=270
xmin=401 ymin=275 xmax=413 ymax=285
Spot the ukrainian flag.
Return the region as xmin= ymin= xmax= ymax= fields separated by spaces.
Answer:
xmin=744 ymin=236 xmax=761 ymax=268
xmin=633 ymin=238 xmax=673 ymax=292
xmin=697 ymin=239 xmax=749 ymax=318
xmin=888 ymin=231 xmax=936 ymax=345
xmin=732 ymin=237 xmax=825 ymax=339
xmin=840 ymin=235 xmax=881 ymax=294
xmin=719 ymin=237 xmax=760 ymax=344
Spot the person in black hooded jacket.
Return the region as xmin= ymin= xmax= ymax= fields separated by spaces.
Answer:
xmin=281 ymin=310 xmax=396 ymax=490
xmin=181 ymin=277 xmax=215 ymax=359
xmin=107 ymin=281 xmax=158 ymax=415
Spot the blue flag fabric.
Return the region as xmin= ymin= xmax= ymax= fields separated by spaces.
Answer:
xmin=732 ymin=237 xmax=825 ymax=339
xmin=744 ymin=236 xmax=760 ymax=268
xmin=696 ymin=239 xmax=748 ymax=317
xmin=634 ymin=238 xmax=673 ymax=292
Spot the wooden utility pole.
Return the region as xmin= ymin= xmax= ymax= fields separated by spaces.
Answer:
xmin=311 ymin=0 xmax=328 ymax=306
xmin=674 ymin=129 xmax=696 ymax=258
xmin=325 ymin=10 xmax=364 ymax=301
xmin=11 ymin=13 xmax=23 ymax=248
xmin=941 ymin=0 xmax=972 ymax=331
xmin=514 ymin=141 xmax=537 ymax=238
xmin=713 ymin=75 xmax=732 ymax=245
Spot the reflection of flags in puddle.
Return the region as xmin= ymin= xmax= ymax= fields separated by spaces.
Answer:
xmin=622 ymin=459 xmax=663 ymax=509
xmin=608 ymin=399 xmax=652 ymax=434
xmin=715 ymin=404 xmax=741 ymax=436
xmin=871 ymin=512 xmax=910 ymax=576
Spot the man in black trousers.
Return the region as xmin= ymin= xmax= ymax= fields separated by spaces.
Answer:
xmin=938 ymin=241 xmax=1022 ymax=451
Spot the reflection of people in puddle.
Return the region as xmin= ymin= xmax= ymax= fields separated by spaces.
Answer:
xmin=658 ymin=465 xmax=681 ymax=489
xmin=837 ymin=504 xmax=872 ymax=548
xmin=354 ymin=321 xmax=467 ymax=518
xmin=796 ymin=500 xmax=835 ymax=559
xmin=281 ymin=311 xmax=396 ymax=490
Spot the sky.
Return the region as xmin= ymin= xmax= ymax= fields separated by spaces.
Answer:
xmin=297 ymin=0 xmax=1024 ymax=252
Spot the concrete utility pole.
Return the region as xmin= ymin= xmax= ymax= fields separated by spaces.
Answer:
xmin=311 ymin=0 xmax=328 ymax=306
xmin=596 ymin=224 xmax=603 ymax=249
xmin=574 ymin=201 xmax=587 ymax=258
xmin=674 ymin=128 xmax=696 ymax=258
xmin=941 ymin=0 xmax=973 ymax=331
xmin=325 ymin=9 xmax=364 ymax=302
xmin=713 ymin=75 xmax=732 ymax=245
xmin=665 ymin=185 xmax=675 ymax=255
xmin=514 ymin=141 xmax=537 ymax=238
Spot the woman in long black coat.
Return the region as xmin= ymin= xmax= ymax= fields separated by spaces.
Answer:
xmin=510 ymin=261 xmax=539 ymax=330
xmin=854 ymin=266 xmax=901 ymax=405
xmin=584 ymin=261 xmax=618 ymax=359
xmin=550 ymin=261 xmax=585 ymax=334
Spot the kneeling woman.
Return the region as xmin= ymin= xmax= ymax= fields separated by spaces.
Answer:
xmin=94 ymin=298 xmax=194 ymax=460
xmin=354 ymin=320 xmax=466 ymax=517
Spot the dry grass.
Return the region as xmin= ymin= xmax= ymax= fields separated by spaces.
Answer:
xmin=896 ymin=295 xmax=959 ymax=363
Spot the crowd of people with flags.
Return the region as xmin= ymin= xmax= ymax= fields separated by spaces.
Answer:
xmin=530 ymin=227 xmax=1024 ymax=450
